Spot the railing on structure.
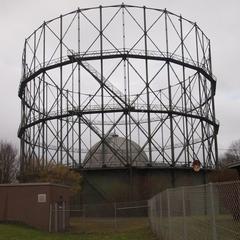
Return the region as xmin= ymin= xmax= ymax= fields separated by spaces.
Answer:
xmin=22 ymin=48 xmax=213 ymax=80
xmin=18 ymin=48 xmax=216 ymax=97
xmin=26 ymin=103 xmax=216 ymax=126
xmin=148 ymin=181 xmax=240 ymax=240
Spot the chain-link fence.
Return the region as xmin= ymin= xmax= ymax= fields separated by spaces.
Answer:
xmin=148 ymin=181 xmax=240 ymax=240
xmin=50 ymin=200 xmax=149 ymax=233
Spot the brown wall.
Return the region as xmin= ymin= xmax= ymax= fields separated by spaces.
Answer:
xmin=0 ymin=183 xmax=71 ymax=231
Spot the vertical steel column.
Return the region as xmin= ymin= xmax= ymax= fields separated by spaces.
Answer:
xmin=88 ymin=96 xmax=92 ymax=160
xmin=127 ymin=61 xmax=133 ymax=164
xmin=189 ymin=75 xmax=195 ymax=158
xmin=122 ymin=5 xmax=129 ymax=165
xmin=71 ymin=61 xmax=75 ymax=166
xmin=27 ymin=84 xmax=32 ymax=170
xmin=123 ymin=4 xmax=134 ymax=196
xmin=143 ymin=6 xmax=152 ymax=164
xmin=20 ymin=113 xmax=24 ymax=173
xmin=67 ymin=90 xmax=69 ymax=166
xmin=20 ymin=40 xmax=27 ymax=173
xmin=195 ymin=24 xmax=206 ymax=168
xmin=180 ymin=16 xmax=190 ymax=166
xmin=202 ymin=32 xmax=211 ymax=166
xmin=33 ymin=31 xmax=36 ymax=167
xmin=100 ymin=6 xmax=105 ymax=166
xmin=137 ymin=96 xmax=140 ymax=146
xmin=77 ymin=8 xmax=82 ymax=167
xmin=209 ymin=41 xmax=218 ymax=167
xmin=45 ymin=82 xmax=48 ymax=164
xmin=42 ymin=21 xmax=46 ymax=167
xmin=57 ymin=87 xmax=59 ymax=164
xmin=38 ymin=37 xmax=41 ymax=163
xmin=160 ymin=91 xmax=165 ymax=163
xmin=60 ymin=15 xmax=63 ymax=164
xmin=165 ymin=10 xmax=175 ymax=167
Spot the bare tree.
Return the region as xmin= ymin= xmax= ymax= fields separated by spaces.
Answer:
xmin=220 ymin=139 xmax=240 ymax=166
xmin=228 ymin=139 xmax=240 ymax=161
xmin=0 ymin=141 xmax=18 ymax=183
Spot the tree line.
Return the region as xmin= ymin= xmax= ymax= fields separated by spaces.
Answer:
xmin=0 ymin=141 xmax=18 ymax=183
xmin=0 ymin=141 xmax=81 ymax=193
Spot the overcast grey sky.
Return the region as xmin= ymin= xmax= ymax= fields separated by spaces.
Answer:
xmin=0 ymin=0 xmax=239 ymax=156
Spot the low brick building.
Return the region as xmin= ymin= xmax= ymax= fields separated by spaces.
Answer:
xmin=0 ymin=183 xmax=71 ymax=231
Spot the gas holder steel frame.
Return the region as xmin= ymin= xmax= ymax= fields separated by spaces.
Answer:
xmin=18 ymin=4 xmax=219 ymax=172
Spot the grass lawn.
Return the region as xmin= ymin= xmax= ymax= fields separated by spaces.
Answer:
xmin=151 ymin=214 xmax=240 ymax=240
xmin=70 ymin=217 xmax=149 ymax=233
xmin=0 ymin=223 xmax=157 ymax=240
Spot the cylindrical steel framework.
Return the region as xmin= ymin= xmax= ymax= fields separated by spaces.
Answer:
xmin=18 ymin=4 xmax=219 ymax=172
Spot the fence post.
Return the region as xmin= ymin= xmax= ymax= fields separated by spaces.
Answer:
xmin=62 ymin=201 xmax=65 ymax=231
xmin=154 ymin=197 xmax=157 ymax=234
xmin=209 ymin=183 xmax=217 ymax=240
xmin=167 ymin=189 xmax=172 ymax=240
xmin=54 ymin=202 xmax=58 ymax=232
xmin=148 ymin=200 xmax=151 ymax=229
xmin=182 ymin=187 xmax=187 ymax=240
xmin=160 ymin=193 xmax=162 ymax=219
xmin=158 ymin=193 xmax=162 ymax=238
xmin=114 ymin=202 xmax=117 ymax=230
xmin=48 ymin=203 xmax=52 ymax=232
xmin=83 ymin=204 xmax=85 ymax=218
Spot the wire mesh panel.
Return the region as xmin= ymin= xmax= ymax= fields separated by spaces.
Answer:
xmin=57 ymin=200 xmax=149 ymax=233
xmin=148 ymin=181 xmax=240 ymax=240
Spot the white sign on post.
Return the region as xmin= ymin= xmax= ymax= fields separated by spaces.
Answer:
xmin=38 ymin=193 xmax=47 ymax=203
